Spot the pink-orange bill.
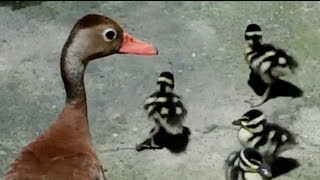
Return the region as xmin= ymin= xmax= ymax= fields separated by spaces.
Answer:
xmin=119 ymin=32 xmax=158 ymax=56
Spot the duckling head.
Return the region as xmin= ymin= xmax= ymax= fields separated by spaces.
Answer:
xmin=156 ymin=71 xmax=175 ymax=93
xmin=232 ymin=109 xmax=267 ymax=133
xmin=245 ymin=23 xmax=262 ymax=46
xmin=240 ymin=148 xmax=272 ymax=178
xmin=61 ymin=14 xmax=158 ymax=64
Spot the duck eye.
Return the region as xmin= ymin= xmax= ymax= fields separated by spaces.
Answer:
xmin=103 ymin=28 xmax=117 ymax=41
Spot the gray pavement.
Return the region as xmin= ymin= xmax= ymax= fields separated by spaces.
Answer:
xmin=1 ymin=1 xmax=320 ymax=180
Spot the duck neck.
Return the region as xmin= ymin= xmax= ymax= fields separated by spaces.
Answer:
xmin=60 ymin=56 xmax=87 ymax=104
xmin=58 ymin=35 xmax=91 ymax=140
xmin=61 ymin=33 xmax=89 ymax=105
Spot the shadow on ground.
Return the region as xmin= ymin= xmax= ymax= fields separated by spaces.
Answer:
xmin=248 ymin=70 xmax=304 ymax=101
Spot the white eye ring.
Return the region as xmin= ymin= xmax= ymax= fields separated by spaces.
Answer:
xmin=103 ymin=28 xmax=117 ymax=41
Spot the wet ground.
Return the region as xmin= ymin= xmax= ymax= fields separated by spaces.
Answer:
xmin=1 ymin=1 xmax=320 ymax=180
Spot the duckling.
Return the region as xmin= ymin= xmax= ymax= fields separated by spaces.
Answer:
xmin=144 ymin=72 xmax=187 ymax=134
xmin=232 ymin=109 xmax=297 ymax=162
xmin=5 ymin=14 xmax=158 ymax=180
xmin=225 ymin=148 xmax=272 ymax=180
xmin=136 ymin=71 xmax=190 ymax=153
xmin=244 ymin=23 xmax=299 ymax=107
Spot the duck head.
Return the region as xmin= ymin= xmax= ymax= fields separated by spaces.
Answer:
xmin=62 ymin=14 xmax=158 ymax=64
xmin=245 ymin=23 xmax=262 ymax=46
xmin=232 ymin=109 xmax=267 ymax=133
xmin=156 ymin=71 xmax=175 ymax=93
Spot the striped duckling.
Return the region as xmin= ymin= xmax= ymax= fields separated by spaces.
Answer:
xmin=136 ymin=71 xmax=190 ymax=153
xmin=244 ymin=23 xmax=299 ymax=107
xmin=232 ymin=109 xmax=297 ymax=162
xmin=225 ymin=148 xmax=272 ymax=180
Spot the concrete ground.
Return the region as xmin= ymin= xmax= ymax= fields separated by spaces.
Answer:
xmin=1 ymin=1 xmax=320 ymax=180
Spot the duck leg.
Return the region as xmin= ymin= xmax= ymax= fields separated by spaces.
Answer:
xmin=136 ymin=123 xmax=163 ymax=151
xmin=245 ymin=85 xmax=271 ymax=107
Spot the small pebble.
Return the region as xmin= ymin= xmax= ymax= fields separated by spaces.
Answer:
xmin=178 ymin=70 xmax=183 ymax=73
xmin=112 ymin=133 xmax=118 ymax=137
xmin=133 ymin=127 xmax=138 ymax=132
xmin=0 ymin=151 xmax=6 ymax=155
xmin=192 ymin=53 xmax=196 ymax=57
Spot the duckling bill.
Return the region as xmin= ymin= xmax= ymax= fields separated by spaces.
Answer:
xmin=244 ymin=23 xmax=299 ymax=107
xmin=136 ymin=71 xmax=191 ymax=154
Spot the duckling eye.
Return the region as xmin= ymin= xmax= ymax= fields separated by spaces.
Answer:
xmin=103 ymin=28 xmax=117 ymax=41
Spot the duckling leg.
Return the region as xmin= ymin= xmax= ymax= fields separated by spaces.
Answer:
xmin=135 ymin=138 xmax=163 ymax=151
xmin=136 ymin=124 xmax=163 ymax=151
xmin=245 ymin=85 xmax=271 ymax=107
xmin=148 ymin=122 xmax=160 ymax=138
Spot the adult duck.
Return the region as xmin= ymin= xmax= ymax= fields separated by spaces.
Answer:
xmin=5 ymin=14 xmax=158 ymax=180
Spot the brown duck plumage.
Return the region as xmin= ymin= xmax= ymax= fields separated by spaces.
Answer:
xmin=5 ymin=14 xmax=158 ymax=180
